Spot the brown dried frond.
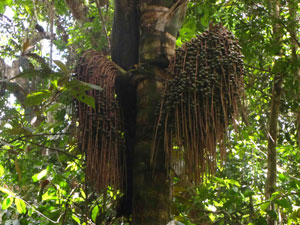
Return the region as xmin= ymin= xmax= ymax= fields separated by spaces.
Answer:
xmin=76 ymin=50 xmax=125 ymax=191
xmin=153 ymin=24 xmax=245 ymax=182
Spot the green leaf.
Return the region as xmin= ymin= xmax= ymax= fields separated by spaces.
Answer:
xmin=0 ymin=164 xmax=4 ymax=177
xmin=270 ymin=191 xmax=280 ymax=200
xmin=72 ymin=214 xmax=81 ymax=224
xmin=6 ymin=0 xmax=13 ymax=6
xmin=278 ymin=173 xmax=288 ymax=181
xmin=15 ymin=198 xmax=26 ymax=214
xmin=260 ymin=202 xmax=270 ymax=211
xmin=57 ymin=75 xmax=69 ymax=87
xmin=225 ymin=179 xmax=241 ymax=187
xmin=32 ymin=169 xmax=48 ymax=182
xmin=42 ymin=191 xmax=57 ymax=201
xmin=54 ymin=60 xmax=70 ymax=75
xmin=66 ymin=79 xmax=103 ymax=92
xmin=80 ymin=188 xmax=86 ymax=199
xmin=51 ymin=79 xmax=58 ymax=90
xmin=74 ymin=93 xmax=95 ymax=109
xmin=275 ymin=198 xmax=292 ymax=209
xmin=24 ymin=90 xmax=51 ymax=106
xmin=244 ymin=189 xmax=254 ymax=197
xmin=214 ymin=177 xmax=225 ymax=185
xmin=0 ymin=3 xmax=5 ymax=14
xmin=91 ymin=205 xmax=99 ymax=222
xmin=80 ymin=81 xmax=103 ymax=91
xmin=2 ymin=197 xmax=13 ymax=210
xmin=266 ymin=210 xmax=277 ymax=219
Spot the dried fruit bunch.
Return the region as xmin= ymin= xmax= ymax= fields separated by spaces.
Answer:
xmin=76 ymin=50 xmax=125 ymax=190
xmin=154 ymin=24 xmax=244 ymax=181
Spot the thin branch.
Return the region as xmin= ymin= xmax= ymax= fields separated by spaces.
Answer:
xmin=31 ymin=0 xmax=39 ymax=22
xmin=244 ymin=64 xmax=274 ymax=74
xmin=49 ymin=0 xmax=55 ymax=67
xmin=61 ymin=187 xmax=77 ymax=224
xmin=23 ymin=140 xmax=80 ymax=160
xmin=4 ymin=132 xmax=70 ymax=144
xmin=0 ymin=13 xmax=12 ymax=23
xmin=95 ymin=0 xmax=111 ymax=50
xmin=15 ymin=196 xmax=63 ymax=224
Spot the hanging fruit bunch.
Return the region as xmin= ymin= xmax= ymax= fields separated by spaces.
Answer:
xmin=76 ymin=50 xmax=125 ymax=191
xmin=153 ymin=24 xmax=245 ymax=182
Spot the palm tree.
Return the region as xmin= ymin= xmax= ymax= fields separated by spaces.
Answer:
xmin=76 ymin=0 xmax=244 ymax=224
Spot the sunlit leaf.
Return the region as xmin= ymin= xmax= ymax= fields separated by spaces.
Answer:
xmin=91 ymin=205 xmax=99 ymax=222
xmin=72 ymin=214 xmax=81 ymax=224
xmin=2 ymin=197 xmax=13 ymax=210
xmin=278 ymin=173 xmax=287 ymax=181
xmin=24 ymin=5 xmax=31 ymax=15
xmin=0 ymin=4 xmax=5 ymax=14
xmin=0 ymin=187 xmax=16 ymax=197
xmin=15 ymin=198 xmax=26 ymax=214
xmin=0 ymin=164 xmax=4 ymax=177
xmin=51 ymin=79 xmax=58 ymax=90
xmin=32 ymin=169 xmax=48 ymax=182
xmin=225 ymin=179 xmax=241 ymax=187
xmin=270 ymin=191 xmax=280 ymax=200
xmin=42 ymin=191 xmax=57 ymax=201
xmin=6 ymin=0 xmax=13 ymax=6
xmin=80 ymin=188 xmax=86 ymax=199
xmin=24 ymin=90 xmax=51 ymax=106
xmin=260 ymin=202 xmax=270 ymax=211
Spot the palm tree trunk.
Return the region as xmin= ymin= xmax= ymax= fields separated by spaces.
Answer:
xmin=111 ymin=0 xmax=187 ymax=223
xmin=133 ymin=68 xmax=170 ymax=224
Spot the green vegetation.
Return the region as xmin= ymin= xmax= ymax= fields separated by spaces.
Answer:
xmin=0 ymin=0 xmax=299 ymax=224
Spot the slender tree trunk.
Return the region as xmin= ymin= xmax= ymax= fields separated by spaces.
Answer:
xmin=265 ymin=1 xmax=283 ymax=224
xmin=288 ymin=0 xmax=300 ymax=148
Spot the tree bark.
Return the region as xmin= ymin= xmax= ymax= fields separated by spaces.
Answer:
xmin=111 ymin=0 xmax=139 ymax=218
xmin=133 ymin=66 xmax=170 ymax=225
xmin=111 ymin=0 xmax=139 ymax=70
xmin=132 ymin=1 xmax=186 ymax=223
xmin=265 ymin=1 xmax=283 ymax=224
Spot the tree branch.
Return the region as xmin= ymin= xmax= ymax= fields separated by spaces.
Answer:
xmin=96 ymin=0 xmax=111 ymax=50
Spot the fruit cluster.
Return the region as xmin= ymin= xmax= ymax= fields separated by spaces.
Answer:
xmin=76 ymin=50 xmax=125 ymax=190
xmin=154 ymin=24 xmax=244 ymax=180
